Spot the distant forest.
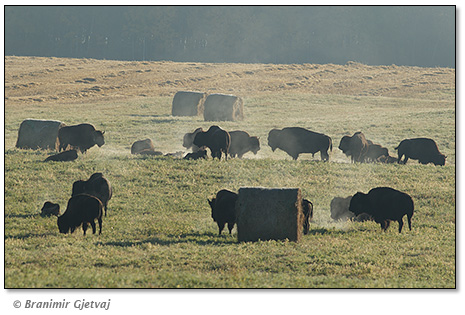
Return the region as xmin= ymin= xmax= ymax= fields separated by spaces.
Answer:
xmin=5 ymin=6 xmax=456 ymax=67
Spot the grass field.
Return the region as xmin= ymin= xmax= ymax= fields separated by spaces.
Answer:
xmin=4 ymin=57 xmax=455 ymax=288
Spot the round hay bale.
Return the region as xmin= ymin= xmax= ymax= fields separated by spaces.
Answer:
xmin=203 ymin=93 xmax=244 ymax=121
xmin=15 ymin=119 xmax=64 ymax=150
xmin=172 ymin=91 xmax=206 ymax=116
xmin=131 ymin=138 xmax=155 ymax=154
xmin=236 ymin=187 xmax=303 ymax=242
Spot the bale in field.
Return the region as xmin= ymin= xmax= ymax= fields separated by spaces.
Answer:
xmin=131 ymin=138 xmax=155 ymax=154
xmin=208 ymin=189 xmax=238 ymax=235
xmin=44 ymin=150 xmax=78 ymax=162
xmin=72 ymin=172 xmax=112 ymax=216
xmin=16 ymin=119 xmax=65 ymax=150
xmin=349 ymin=187 xmax=414 ymax=233
xmin=236 ymin=187 xmax=303 ymax=242
xmin=172 ymin=91 xmax=206 ymax=116
xmin=58 ymin=123 xmax=105 ymax=153
xmin=229 ymin=130 xmax=260 ymax=158
xmin=57 ymin=194 xmax=103 ymax=235
xmin=183 ymin=127 xmax=205 ymax=152
xmin=40 ymin=201 xmax=60 ymax=217
xmin=203 ymin=93 xmax=244 ymax=121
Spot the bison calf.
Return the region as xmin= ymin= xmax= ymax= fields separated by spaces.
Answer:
xmin=184 ymin=149 xmax=207 ymax=160
xmin=57 ymin=194 xmax=103 ymax=235
xmin=40 ymin=201 xmax=60 ymax=217
xmin=349 ymin=187 xmax=414 ymax=233
xmin=208 ymin=189 xmax=238 ymax=235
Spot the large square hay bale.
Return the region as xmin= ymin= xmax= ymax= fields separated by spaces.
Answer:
xmin=15 ymin=119 xmax=65 ymax=150
xmin=236 ymin=187 xmax=303 ymax=242
xmin=203 ymin=93 xmax=244 ymax=121
xmin=171 ymin=91 xmax=206 ymax=116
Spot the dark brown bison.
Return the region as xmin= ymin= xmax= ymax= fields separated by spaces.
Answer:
xmin=44 ymin=150 xmax=78 ymax=162
xmin=58 ymin=123 xmax=105 ymax=153
xmin=395 ymin=138 xmax=446 ymax=166
xmin=349 ymin=187 xmax=414 ymax=233
xmin=183 ymin=127 xmax=204 ymax=152
xmin=193 ymin=126 xmax=231 ymax=160
xmin=229 ymin=130 xmax=260 ymax=158
xmin=40 ymin=201 xmax=60 ymax=217
xmin=302 ymin=199 xmax=314 ymax=235
xmin=365 ymin=144 xmax=389 ymax=163
xmin=208 ymin=189 xmax=238 ymax=235
xmin=57 ymin=194 xmax=103 ymax=235
xmin=72 ymin=172 xmax=112 ymax=216
xmin=184 ymin=149 xmax=208 ymax=160
xmin=377 ymin=155 xmax=398 ymax=164
xmin=338 ymin=132 xmax=370 ymax=163
xmin=267 ymin=127 xmax=332 ymax=161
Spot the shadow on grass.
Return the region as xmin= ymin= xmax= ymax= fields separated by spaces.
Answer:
xmin=97 ymin=231 xmax=238 ymax=248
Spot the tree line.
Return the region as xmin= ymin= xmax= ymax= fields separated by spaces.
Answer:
xmin=5 ymin=6 xmax=455 ymax=67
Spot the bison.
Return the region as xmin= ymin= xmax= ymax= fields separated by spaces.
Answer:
xmin=365 ymin=143 xmax=389 ymax=163
xmin=302 ymin=199 xmax=314 ymax=235
xmin=395 ymin=138 xmax=446 ymax=166
xmin=193 ymin=125 xmax=231 ymax=160
xmin=72 ymin=172 xmax=112 ymax=216
xmin=330 ymin=196 xmax=373 ymax=222
xmin=377 ymin=155 xmax=398 ymax=164
xmin=349 ymin=187 xmax=414 ymax=233
xmin=267 ymin=127 xmax=332 ymax=161
xmin=40 ymin=201 xmax=60 ymax=217
xmin=58 ymin=123 xmax=105 ymax=153
xmin=208 ymin=189 xmax=238 ymax=235
xmin=184 ymin=149 xmax=208 ymax=160
xmin=229 ymin=130 xmax=260 ymax=158
xmin=183 ymin=127 xmax=204 ymax=152
xmin=338 ymin=132 xmax=370 ymax=163
xmin=57 ymin=194 xmax=103 ymax=235
xmin=44 ymin=149 xmax=78 ymax=162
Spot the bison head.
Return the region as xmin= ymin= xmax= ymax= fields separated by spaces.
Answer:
xmin=348 ymin=192 xmax=370 ymax=216
xmin=93 ymin=130 xmax=105 ymax=147
xmin=267 ymin=129 xmax=280 ymax=152
xmin=250 ymin=137 xmax=261 ymax=155
xmin=338 ymin=135 xmax=351 ymax=156
xmin=57 ymin=215 xmax=70 ymax=234
xmin=183 ymin=128 xmax=203 ymax=149
xmin=193 ymin=131 xmax=208 ymax=148
xmin=434 ymin=154 xmax=446 ymax=166
xmin=208 ymin=197 xmax=217 ymax=220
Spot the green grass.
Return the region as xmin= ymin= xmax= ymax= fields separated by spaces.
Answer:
xmin=4 ymin=92 xmax=455 ymax=288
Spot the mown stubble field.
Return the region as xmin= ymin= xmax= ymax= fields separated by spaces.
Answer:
xmin=4 ymin=56 xmax=455 ymax=288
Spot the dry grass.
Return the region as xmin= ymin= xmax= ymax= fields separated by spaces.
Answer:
xmin=5 ymin=56 xmax=455 ymax=107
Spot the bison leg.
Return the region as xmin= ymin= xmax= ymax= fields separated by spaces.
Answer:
xmin=82 ymin=222 xmax=88 ymax=235
xmin=380 ymin=220 xmax=390 ymax=231
xmin=217 ymin=222 xmax=225 ymax=235
xmin=227 ymin=222 xmax=235 ymax=234
xmin=407 ymin=214 xmax=412 ymax=231
xmin=98 ymin=217 xmax=102 ymax=235
xmin=90 ymin=220 xmax=97 ymax=234
xmin=398 ymin=219 xmax=404 ymax=233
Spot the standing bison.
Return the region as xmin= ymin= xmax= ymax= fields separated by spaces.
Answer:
xmin=72 ymin=172 xmax=112 ymax=216
xmin=208 ymin=189 xmax=238 ymax=235
xmin=58 ymin=123 xmax=105 ymax=153
xmin=338 ymin=132 xmax=370 ymax=163
xmin=229 ymin=130 xmax=260 ymax=158
xmin=57 ymin=194 xmax=103 ymax=235
xmin=349 ymin=187 xmax=414 ymax=233
xmin=395 ymin=138 xmax=446 ymax=166
xmin=267 ymin=127 xmax=332 ymax=161
xmin=193 ymin=126 xmax=231 ymax=160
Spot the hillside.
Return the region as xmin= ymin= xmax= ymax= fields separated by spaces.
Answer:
xmin=5 ymin=56 xmax=455 ymax=107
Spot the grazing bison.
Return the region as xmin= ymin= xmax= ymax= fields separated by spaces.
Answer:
xmin=40 ymin=201 xmax=60 ymax=217
xmin=184 ymin=149 xmax=208 ymax=160
xmin=338 ymin=132 xmax=370 ymax=163
xmin=229 ymin=130 xmax=260 ymax=158
xmin=302 ymin=199 xmax=314 ymax=235
xmin=208 ymin=189 xmax=238 ymax=235
xmin=72 ymin=172 xmax=112 ymax=216
xmin=44 ymin=149 xmax=78 ymax=162
xmin=349 ymin=187 xmax=414 ymax=233
xmin=365 ymin=144 xmax=389 ymax=163
xmin=193 ymin=126 xmax=231 ymax=160
xmin=267 ymin=127 xmax=332 ymax=161
xmin=183 ymin=127 xmax=204 ymax=152
xmin=57 ymin=194 xmax=103 ymax=235
xmin=395 ymin=138 xmax=446 ymax=166
xmin=58 ymin=123 xmax=105 ymax=153
xmin=131 ymin=138 xmax=155 ymax=154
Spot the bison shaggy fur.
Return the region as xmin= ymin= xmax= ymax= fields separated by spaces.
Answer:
xmin=349 ymin=187 xmax=414 ymax=233
xmin=229 ymin=130 xmax=260 ymax=158
xmin=338 ymin=132 xmax=370 ymax=163
xmin=208 ymin=189 xmax=238 ymax=235
xmin=57 ymin=194 xmax=103 ymax=235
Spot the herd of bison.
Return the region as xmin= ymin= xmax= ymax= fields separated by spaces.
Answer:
xmin=37 ymin=121 xmax=447 ymax=238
